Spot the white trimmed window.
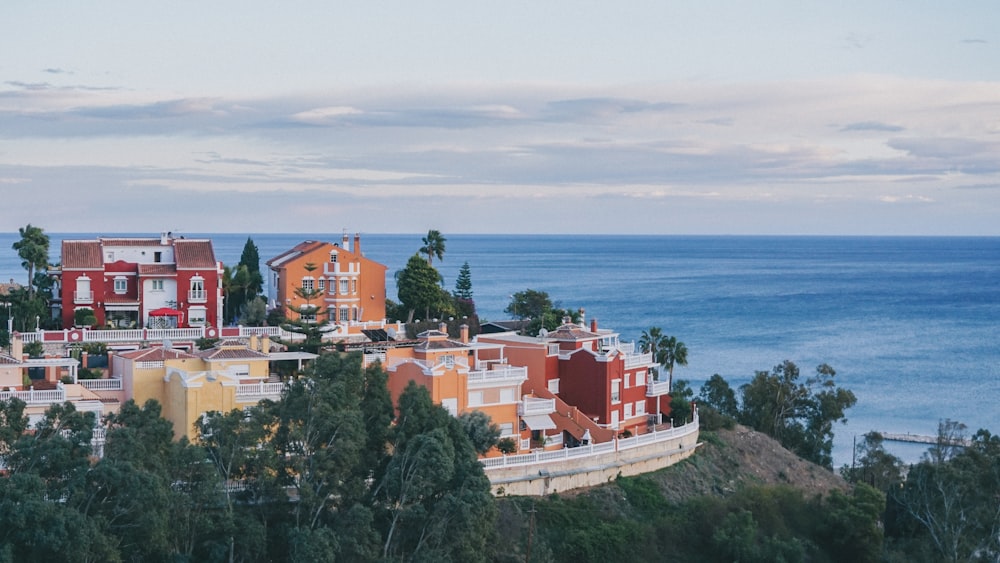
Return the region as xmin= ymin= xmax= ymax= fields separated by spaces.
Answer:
xmin=339 ymin=307 xmax=349 ymax=322
xmin=301 ymin=277 xmax=314 ymax=292
xmin=318 ymin=278 xmax=325 ymax=291
xmin=498 ymin=422 xmax=514 ymax=437
xmin=624 ymin=403 xmax=633 ymax=418
xmin=500 ymin=388 xmax=516 ymax=403
xmin=151 ymin=279 xmax=164 ymax=291
xmin=114 ymin=276 xmax=127 ymax=294
xmin=340 ymin=279 xmax=349 ymax=295
xmin=188 ymin=307 xmax=207 ymax=326
xmin=611 ymin=379 xmax=621 ymax=404
xmin=636 ymin=402 xmax=646 ymax=416
xmin=625 ymin=373 xmax=631 ymax=389
xmin=636 ymin=370 xmax=646 ymax=387
xmin=547 ymin=378 xmax=560 ymax=393
xmin=330 ymin=251 xmax=337 ymax=263
xmin=468 ymin=391 xmax=483 ymax=406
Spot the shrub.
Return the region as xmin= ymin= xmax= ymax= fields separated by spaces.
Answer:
xmin=497 ymin=437 xmax=518 ymax=454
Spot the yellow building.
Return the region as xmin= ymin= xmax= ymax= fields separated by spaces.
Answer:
xmin=111 ymin=336 xmax=314 ymax=440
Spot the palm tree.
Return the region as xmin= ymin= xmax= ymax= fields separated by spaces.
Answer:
xmin=12 ymin=224 xmax=49 ymax=300
xmin=639 ymin=327 xmax=688 ymax=389
xmin=661 ymin=336 xmax=688 ymax=390
xmin=420 ymin=230 xmax=446 ymax=266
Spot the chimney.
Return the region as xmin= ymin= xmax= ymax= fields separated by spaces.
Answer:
xmin=342 ymin=230 xmax=350 ymax=251
xmin=261 ymin=335 xmax=271 ymax=355
xmin=460 ymin=324 xmax=469 ymax=344
xmin=354 ymin=233 xmax=361 ymax=254
xmin=590 ymin=318 xmax=598 ymax=333
xmin=11 ymin=332 xmax=23 ymax=361
xmin=249 ymin=334 xmax=259 ymax=352
xmin=160 ymin=232 xmax=169 ymax=245
xmin=438 ymin=322 xmax=448 ymax=334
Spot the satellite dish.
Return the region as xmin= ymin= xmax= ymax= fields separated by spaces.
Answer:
xmin=386 ymin=328 xmax=397 ymax=339
xmin=538 ymin=329 xmax=548 ymax=338
xmin=163 ymin=339 xmax=173 ymax=350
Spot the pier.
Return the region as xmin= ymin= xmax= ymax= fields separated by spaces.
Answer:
xmin=879 ymin=432 xmax=971 ymax=447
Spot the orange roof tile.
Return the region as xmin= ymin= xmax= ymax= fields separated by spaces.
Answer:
xmin=174 ymin=240 xmax=217 ymax=269
xmin=138 ymin=264 xmax=177 ymax=276
xmin=61 ymin=240 xmax=103 ymax=269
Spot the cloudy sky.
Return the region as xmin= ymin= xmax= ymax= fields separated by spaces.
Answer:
xmin=2 ymin=2 xmax=999 ymax=235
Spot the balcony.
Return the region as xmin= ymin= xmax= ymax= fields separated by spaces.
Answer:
xmin=646 ymin=379 xmax=671 ymax=397
xmin=188 ymin=289 xmax=208 ymax=303
xmin=74 ymin=290 xmax=94 ymax=304
xmin=235 ymin=380 xmax=286 ymax=402
xmin=518 ymin=397 xmax=556 ymax=416
xmin=467 ymin=366 xmax=528 ymax=388
xmin=623 ymin=351 xmax=654 ymax=369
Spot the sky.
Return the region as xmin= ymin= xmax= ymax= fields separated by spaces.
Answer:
xmin=2 ymin=2 xmax=999 ymax=235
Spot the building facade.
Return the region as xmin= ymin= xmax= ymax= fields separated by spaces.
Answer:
xmin=55 ymin=233 xmax=224 ymax=330
xmin=266 ymin=233 xmax=387 ymax=325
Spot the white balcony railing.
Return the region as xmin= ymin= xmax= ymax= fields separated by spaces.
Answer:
xmin=188 ymin=289 xmax=207 ymax=302
xmin=0 ymin=387 xmax=67 ymax=404
xmin=467 ymin=366 xmax=528 ymax=386
xmin=79 ymin=378 xmax=123 ymax=391
xmin=646 ymin=379 xmax=671 ymax=397
xmin=624 ymin=351 xmax=654 ymax=369
xmin=235 ymin=381 xmax=286 ymax=402
xmin=518 ymin=397 xmax=556 ymax=416
xmin=74 ymin=290 xmax=94 ymax=303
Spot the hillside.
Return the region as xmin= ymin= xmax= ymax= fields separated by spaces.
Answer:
xmin=648 ymin=424 xmax=849 ymax=502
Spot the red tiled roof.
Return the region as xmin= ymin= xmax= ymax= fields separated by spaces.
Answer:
xmin=0 ymin=279 xmax=21 ymax=296
xmin=118 ymin=348 xmax=198 ymax=361
xmin=61 ymin=240 xmax=103 ymax=269
xmin=548 ymin=324 xmax=599 ymax=341
xmin=174 ymin=240 xmax=217 ymax=269
xmin=266 ymin=240 xmax=328 ymax=268
xmin=196 ymin=346 xmax=269 ymax=360
xmin=138 ymin=264 xmax=177 ymax=276
xmin=100 ymin=238 xmax=164 ymax=247
xmin=0 ymin=352 xmax=20 ymax=365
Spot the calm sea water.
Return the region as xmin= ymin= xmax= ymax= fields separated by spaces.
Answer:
xmin=2 ymin=232 xmax=998 ymax=467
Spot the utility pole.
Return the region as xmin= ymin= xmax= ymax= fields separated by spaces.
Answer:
xmin=525 ymin=502 xmax=536 ymax=563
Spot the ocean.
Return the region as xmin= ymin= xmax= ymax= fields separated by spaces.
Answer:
xmin=2 ymin=232 xmax=998 ymax=468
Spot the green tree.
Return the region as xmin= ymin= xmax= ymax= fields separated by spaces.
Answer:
xmin=505 ymin=289 xmax=552 ymax=320
xmin=669 ymin=379 xmax=695 ymax=426
xmin=240 ymin=296 xmax=267 ymax=327
xmin=281 ymin=262 xmax=329 ymax=354
xmin=661 ymin=336 xmax=688 ymax=390
xmin=453 ymin=261 xmax=476 ymax=318
xmin=395 ymin=254 xmax=445 ymax=323
xmin=374 ymin=382 xmax=498 ymax=562
xmin=841 ymin=432 xmax=904 ymax=491
xmin=458 ymin=410 xmax=501 ymax=455
xmin=12 ymin=224 xmax=49 ymax=300
xmin=699 ymin=374 xmax=739 ymax=418
xmin=420 ymin=229 xmax=447 ymax=266
xmin=239 ymin=236 xmax=264 ymax=298
xmin=738 ymin=361 xmax=856 ymax=469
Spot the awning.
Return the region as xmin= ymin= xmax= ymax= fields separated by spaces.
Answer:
xmin=149 ymin=307 xmax=183 ymax=317
xmin=521 ymin=414 xmax=557 ymax=431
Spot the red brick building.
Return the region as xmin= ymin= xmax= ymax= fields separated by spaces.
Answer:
xmin=55 ymin=233 xmax=223 ymax=329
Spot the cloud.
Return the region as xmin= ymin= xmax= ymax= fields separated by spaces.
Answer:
xmin=960 ymin=38 xmax=988 ymax=44
xmin=840 ymin=121 xmax=904 ymax=132
xmin=878 ymin=194 xmax=934 ymax=203
xmin=43 ymin=68 xmax=73 ymax=75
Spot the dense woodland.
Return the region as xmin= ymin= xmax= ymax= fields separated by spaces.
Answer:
xmin=1 ymin=351 xmax=998 ymax=562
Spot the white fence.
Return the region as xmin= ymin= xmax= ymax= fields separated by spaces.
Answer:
xmin=79 ymin=378 xmax=123 ymax=391
xmin=235 ymin=381 xmax=286 ymax=402
xmin=481 ymin=412 xmax=699 ymax=471
xmin=0 ymin=387 xmax=67 ymax=404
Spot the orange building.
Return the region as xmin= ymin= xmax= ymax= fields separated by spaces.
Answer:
xmin=266 ymin=234 xmax=387 ymax=326
xmin=385 ymin=325 xmax=556 ymax=454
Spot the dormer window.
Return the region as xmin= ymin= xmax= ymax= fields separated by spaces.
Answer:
xmin=113 ymin=276 xmax=127 ymax=294
xmin=330 ymin=251 xmax=337 ymax=263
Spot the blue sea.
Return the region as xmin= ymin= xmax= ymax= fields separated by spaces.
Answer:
xmin=3 ymin=232 xmax=998 ymax=468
